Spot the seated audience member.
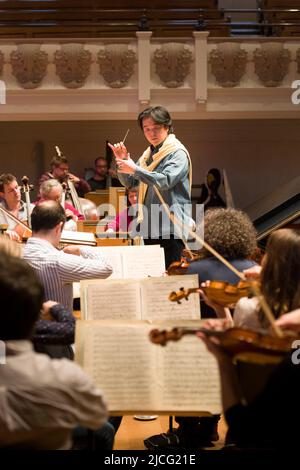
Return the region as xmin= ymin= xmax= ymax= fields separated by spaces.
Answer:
xmin=23 ymin=201 xmax=112 ymax=313
xmin=0 ymin=173 xmax=33 ymax=241
xmin=198 ymin=306 xmax=300 ymax=449
xmin=105 ymin=186 xmax=138 ymax=233
xmin=38 ymin=179 xmax=83 ymax=231
xmin=87 ymin=157 xmax=122 ymax=191
xmin=0 ymin=253 xmax=114 ymax=449
xmin=38 ymin=154 xmax=90 ymax=198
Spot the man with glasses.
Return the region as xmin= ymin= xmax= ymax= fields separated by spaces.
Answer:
xmin=109 ymin=106 xmax=193 ymax=269
xmin=38 ymin=154 xmax=90 ymax=198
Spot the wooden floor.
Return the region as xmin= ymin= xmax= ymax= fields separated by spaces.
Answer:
xmin=114 ymin=415 xmax=227 ymax=450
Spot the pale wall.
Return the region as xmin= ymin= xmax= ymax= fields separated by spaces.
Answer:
xmin=0 ymin=118 xmax=299 ymax=210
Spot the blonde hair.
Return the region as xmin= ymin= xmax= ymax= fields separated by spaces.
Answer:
xmin=0 ymin=234 xmax=22 ymax=258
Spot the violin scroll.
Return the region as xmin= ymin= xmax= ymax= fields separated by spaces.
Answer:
xmin=149 ymin=328 xmax=185 ymax=346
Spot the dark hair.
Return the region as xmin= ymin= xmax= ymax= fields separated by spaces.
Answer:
xmin=259 ymin=229 xmax=300 ymax=326
xmin=125 ymin=186 xmax=138 ymax=207
xmin=137 ymin=106 xmax=174 ymax=133
xmin=203 ymin=208 xmax=257 ymax=259
xmin=50 ymin=155 xmax=68 ymax=169
xmin=94 ymin=157 xmax=108 ymax=166
xmin=0 ymin=173 xmax=17 ymax=193
xmin=31 ymin=201 xmax=66 ymax=232
xmin=0 ymin=254 xmax=43 ymax=340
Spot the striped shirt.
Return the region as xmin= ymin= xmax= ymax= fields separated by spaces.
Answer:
xmin=23 ymin=237 xmax=113 ymax=312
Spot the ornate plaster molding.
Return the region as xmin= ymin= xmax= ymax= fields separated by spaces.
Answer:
xmin=54 ymin=43 xmax=92 ymax=89
xmin=253 ymin=42 xmax=290 ymax=87
xmin=209 ymin=42 xmax=247 ymax=87
xmin=97 ymin=44 xmax=136 ymax=88
xmin=10 ymin=44 xmax=48 ymax=89
xmin=153 ymin=42 xmax=193 ymax=88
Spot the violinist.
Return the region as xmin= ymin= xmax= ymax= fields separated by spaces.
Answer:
xmin=198 ymin=307 xmax=300 ymax=449
xmin=145 ymin=208 xmax=259 ymax=451
xmin=203 ymin=228 xmax=300 ymax=332
xmin=38 ymin=179 xmax=84 ymax=231
xmin=187 ymin=208 xmax=258 ymax=318
xmin=0 ymin=173 xmax=33 ymax=241
xmin=23 ymin=201 xmax=113 ymax=313
xmin=38 ymin=154 xmax=91 ymax=198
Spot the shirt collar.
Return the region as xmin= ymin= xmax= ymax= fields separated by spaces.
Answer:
xmin=5 ymin=340 xmax=33 ymax=356
xmin=150 ymin=140 xmax=165 ymax=154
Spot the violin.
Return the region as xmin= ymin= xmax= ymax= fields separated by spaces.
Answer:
xmin=169 ymin=280 xmax=258 ymax=307
xmin=149 ymin=326 xmax=296 ymax=364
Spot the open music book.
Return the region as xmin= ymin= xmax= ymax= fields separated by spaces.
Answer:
xmin=75 ymin=320 xmax=221 ymax=414
xmin=98 ymin=245 xmax=165 ymax=279
xmin=80 ymin=274 xmax=200 ymax=322
xmin=72 ymin=245 xmax=165 ymax=300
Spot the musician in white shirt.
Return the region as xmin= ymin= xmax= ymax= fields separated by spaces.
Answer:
xmin=23 ymin=200 xmax=113 ymax=312
xmin=0 ymin=173 xmax=33 ymax=242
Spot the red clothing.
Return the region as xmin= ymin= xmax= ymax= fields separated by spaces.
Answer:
xmin=64 ymin=201 xmax=84 ymax=221
xmin=106 ymin=208 xmax=133 ymax=232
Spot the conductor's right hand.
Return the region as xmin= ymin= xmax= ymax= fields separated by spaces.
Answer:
xmin=108 ymin=141 xmax=128 ymax=160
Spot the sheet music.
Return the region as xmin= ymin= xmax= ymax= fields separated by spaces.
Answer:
xmin=122 ymin=247 xmax=165 ymax=279
xmin=141 ymin=275 xmax=200 ymax=321
xmin=81 ymin=280 xmax=141 ymax=320
xmin=78 ymin=321 xmax=157 ymax=410
xmin=99 ymin=249 xmax=124 ymax=279
xmin=76 ymin=320 xmax=221 ymax=413
xmin=157 ymin=335 xmax=221 ymax=413
xmin=98 ymin=245 xmax=164 ymax=279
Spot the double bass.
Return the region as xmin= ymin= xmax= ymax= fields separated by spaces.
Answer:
xmin=54 ymin=146 xmax=97 ymax=220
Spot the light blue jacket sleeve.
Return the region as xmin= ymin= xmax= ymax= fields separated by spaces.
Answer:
xmin=118 ymin=149 xmax=189 ymax=190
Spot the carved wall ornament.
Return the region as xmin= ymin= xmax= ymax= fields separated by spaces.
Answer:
xmin=54 ymin=43 xmax=92 ymax=89
xmin=153 ymin=42 xmax=193 ymax=88
xmin=296 ymin=48 xmax=300 ymax=74
xmin=97 ymin=44 xmax=136 ymax=88
xmin=10 ymin=44 xmax=48 ymax=89
xmin=253 ymin=42 xmax=291 ymax=87
xmin=209 ymin=42 xmax=248 ymax=87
